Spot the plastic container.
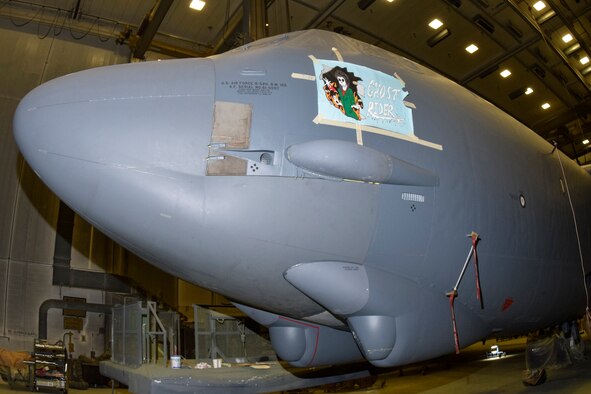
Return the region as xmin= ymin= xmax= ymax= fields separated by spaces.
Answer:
xmin=171 ymin=355 xmax=181 ymax=368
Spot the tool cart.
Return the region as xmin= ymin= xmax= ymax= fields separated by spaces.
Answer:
xmin=32 ymin=340 xmax=69 ymax=393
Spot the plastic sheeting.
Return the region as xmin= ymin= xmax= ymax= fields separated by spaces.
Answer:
xmin=100 ymin=359 xmax=373 ymax=394
xmin=525 ymin=334 xmax=576 ymax=371
xmin=112 ymin=303 xmax=143 ymax=367
xmin=194 ymin=306 xmax=275 ymax=362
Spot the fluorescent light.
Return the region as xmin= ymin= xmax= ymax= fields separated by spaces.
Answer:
xmin=533 ymin=1 xmax=546 ymax=11
xmin=581 ymin=56 xmax=589 ymax=65
xmin=429 ymin=19 xmax=443 ymax=29
xmin=583 ymin=139 xmax=589 ymax=145
xmin=189 ymin=0 xmax=206 ymax=11
xmin=466 ymin=44 xmax=479 ymax=54
xmin=500 ymin=69 xmax=512 ymax=78
xmin=525 ymin=87 xmax=534 ymax=95
xmin=541 ymin=102 xmax=551 ymax=109
xmin=562 ymin=33 xmax=573 ymax=43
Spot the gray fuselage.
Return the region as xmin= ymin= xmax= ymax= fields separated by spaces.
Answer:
xmin=13 ymin=30 xmax=591 ymax=367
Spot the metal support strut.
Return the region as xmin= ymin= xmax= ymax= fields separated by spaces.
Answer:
xmin=446 ymin=232 xmax=483 ymax=354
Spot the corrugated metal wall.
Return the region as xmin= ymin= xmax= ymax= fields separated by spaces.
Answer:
xmin=0 ymin=18 xmax=130 ymax=354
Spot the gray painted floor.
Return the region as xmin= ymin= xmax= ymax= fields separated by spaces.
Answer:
xmin=1 ymin=338 xmax=590 ymax=393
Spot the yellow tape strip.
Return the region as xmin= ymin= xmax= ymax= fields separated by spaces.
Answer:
xmin=291 ymin=73 xmax=316 ymax=81
xmin=314 ymin=117 xmax=443 ymax=151
xmin=331 ymin=47 xmax=344 ymax=62
xmin=356 ymin=123 xmax=364 ymax=146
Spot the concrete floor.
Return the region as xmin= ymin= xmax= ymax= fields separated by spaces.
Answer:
xmin=313 ymin=338 xmax=591 ymax=394
xmin=0 ymin=385 xmax=128 ymax=394
xmin=1 ymin=338 xmax=590 ymax=393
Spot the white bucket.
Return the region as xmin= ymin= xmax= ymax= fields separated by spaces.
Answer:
xmin=212 ymin=358 xmax=222 ymax=368
xmin=171 ymin=355 xmax=181 ymax=369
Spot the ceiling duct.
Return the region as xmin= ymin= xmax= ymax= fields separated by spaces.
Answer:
xmin=445 ymin=0 xmax=462 ymax=8
xmin=536 ymin=10 xmax=556 ymax=24
xmin=531 ymin=64 xmax=546 ymax=78
xmin=506 ymin=22 xmax=523 ymax=39
xmin=473 ymin=15 xmax=495 ymax=34
xmin=357 ymin=0 xmax=376 ymax=10
xmin=427 ymin=28 xmax=451 ymax=47
xmin=565 ymin=43 xmax=581 ymax=56
xmin=533 ymin=47 xmax=548 ymax=63
xmin=509 ymin=86 xmax=526 ymax=100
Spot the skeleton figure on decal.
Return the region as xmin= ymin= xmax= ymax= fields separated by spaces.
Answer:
xmin=321 ymin=66 xmax=364 ymax=120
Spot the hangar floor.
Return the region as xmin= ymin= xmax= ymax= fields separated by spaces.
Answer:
xmin=1 ymin=338 xmax=590 ymax=393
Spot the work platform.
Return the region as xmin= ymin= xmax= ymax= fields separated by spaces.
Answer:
xmin=103 ymin=301 xmax=374 ymax=393
xmin=100 ymin=360 xmax=373 ymax=393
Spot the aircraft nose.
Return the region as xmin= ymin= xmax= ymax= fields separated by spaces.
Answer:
xmin=13 ymin=58 xmax=214 ymax=210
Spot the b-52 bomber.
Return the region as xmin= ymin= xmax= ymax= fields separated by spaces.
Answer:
xmin=13 ymin=29 xmax=591 ymax=368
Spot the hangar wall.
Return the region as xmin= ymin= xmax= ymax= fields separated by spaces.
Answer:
xmin=0 ymin=18 xmax=130 ymax=355
xmin=0 ymin=18 xmax=225 ymax=357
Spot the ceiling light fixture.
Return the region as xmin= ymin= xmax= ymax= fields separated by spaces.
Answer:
xmin=541 ymin=102 xmax=551 ymax=109
xmin=580 ymin=56 xmax=590 ymax=65
xmin=466 ymin=44 xmax=479 ymax=53
xmin=429 ymin=19 xmax=443 ymax=29
xmin=583 ymin=139 xmax=590 ymax=145
xmin=562 ymin=33 xmax=573 ymax=43
xmin=525 ymin=87 xmax=533 ymax=95
xmin=533 ymin=1 xmax=546 ymax=11
xmin=500 ymin=69 xmax=511 ymax=78
xmin=189 ymin=0 xmax=206 ymax=11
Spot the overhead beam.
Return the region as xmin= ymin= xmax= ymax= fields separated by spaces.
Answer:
xmin=505 ymin=0 xmax=591 ymax=93
xmin=304 ymin=0 xmax=346 ymax=30
xmin=273 ymin=0 xmax=292 ymax=33
xmin=212 ymin=0 xmax=278 ymax=55
xmin=211 ymin=4 xmax=244 ymax=55
xmin=546 ymin=0 xmax=591 ymax=66
xmin=290 ymin=0 xmax=461 ymax=84
xmin=460 ymin=36 xmax=540 ymax=85
xmin=133 ymin=0 xmax=174 ymax=59
xmin=243 ymin=0 xmax=266 ymax=43
xmin=532 ymin=98 xmax=591 ymax=135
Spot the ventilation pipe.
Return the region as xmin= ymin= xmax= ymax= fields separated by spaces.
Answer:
xmin=53 ymin=202 xmax=131 ymax=293
xmin=38 ymin=299 xmax=112 ymax=340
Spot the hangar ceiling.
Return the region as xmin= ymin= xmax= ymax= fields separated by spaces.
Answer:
xmin=3 ymin=0 xmax=591 ymax=163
